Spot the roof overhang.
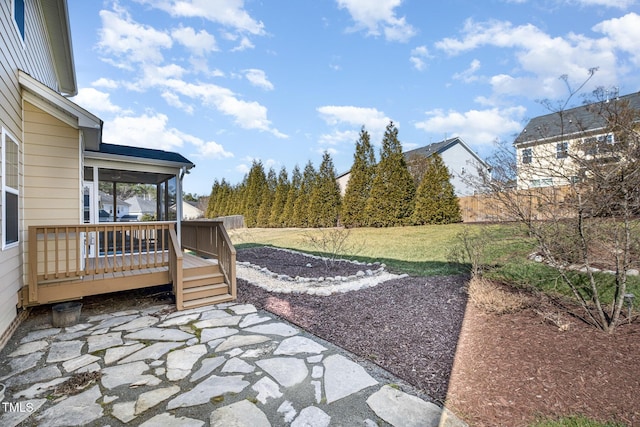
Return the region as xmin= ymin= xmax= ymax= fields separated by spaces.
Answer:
xmin=18 ymin=70 xmax=103 ymax=149
xmin=40 ymin=0 xmax=76 ymax=95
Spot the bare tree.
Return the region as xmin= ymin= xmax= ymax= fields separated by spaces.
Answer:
xmin=470 ymin=71 xmax=640 ymax=333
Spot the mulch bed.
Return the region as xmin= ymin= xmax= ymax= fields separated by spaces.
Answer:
xmin=236 ymin=247 xmax=640 ymax=427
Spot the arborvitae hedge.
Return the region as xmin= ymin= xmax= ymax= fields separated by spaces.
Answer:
xmin=341 ymin=127 xmax=376 ymax=227
xmin=280 ymin=165 xmax=301 ymax=227
xmin=308 ymin=151 xmax=341 ymax=227
xmin=242 ymin=161 xmax=267 ymax=227
xmin=364 ymin=121 xmax=415 ymax=226
xmin=291 ymin=161 xmax=317 ymax=227
xmin=269 ymin=167 xmax=289 ymax=227
xmin=256 ymin=168 xmax=277 ymax=227
xmin=412 ymin=153 xmax=462 ymax=224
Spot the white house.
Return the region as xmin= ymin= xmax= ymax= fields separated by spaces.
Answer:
xmin=514 ymin=91 xmax=640 ymax=189
xmin=337 ymin=137 xmax=490 ymax=196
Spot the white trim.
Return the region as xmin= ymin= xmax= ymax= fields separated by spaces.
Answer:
xmin=2 ymin=128 xmax=20 ymax=250
xmin=18 ymin=72 xmax=101 ymax=130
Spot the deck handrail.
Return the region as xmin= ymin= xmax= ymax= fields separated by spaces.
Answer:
xmin=168 ymin=226 xmax=183 ymax=310
xmin=181 ymin=220 xmax=236 ymax=298
xmin=27 ymin=222 xmax=175 ymax=299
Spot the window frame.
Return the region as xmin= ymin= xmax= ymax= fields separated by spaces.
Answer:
xmin=556 ymin=141 xmax=568 ymax=159
xmin=522 ymin=148 xmax=532 ymax=164
xmin=2 ymin=128 xmax=20 ymax=250
xmin=12 ymin=0 xmax=25 ymax=42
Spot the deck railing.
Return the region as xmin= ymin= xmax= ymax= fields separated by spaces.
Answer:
xmin=181 ymin=220 xmax=237 ymax=298
xmin=27 ymin=222 xmax=175 ymax=302
xmin=168 ymin=226 xmax=183 ymax=310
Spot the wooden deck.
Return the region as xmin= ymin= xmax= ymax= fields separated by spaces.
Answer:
xmin=23 ymin=221 xmax=236 ymax=310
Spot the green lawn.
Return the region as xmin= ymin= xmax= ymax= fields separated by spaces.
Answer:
xmin=229 ymin=223 xmax=640 ymax=306
xmin=229 ymin=223 xmax=533 ymax=276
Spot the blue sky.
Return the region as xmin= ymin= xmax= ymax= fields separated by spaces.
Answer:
xmin=68 ymin=0 xmax=640 ymax=196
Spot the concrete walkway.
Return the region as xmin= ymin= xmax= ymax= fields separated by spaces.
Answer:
xmin=0 ymin=302 xmax=467 ymax=426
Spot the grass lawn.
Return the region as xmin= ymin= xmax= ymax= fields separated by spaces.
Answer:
xmin=229 ymin=223 xmax=640 ymax=306
xmin=230 ymin=223 xmax=531 ymax=276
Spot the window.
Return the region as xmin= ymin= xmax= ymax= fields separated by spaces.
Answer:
xmin=13 ymin=0 xmax=25 ymax=40
xmin=531 ymin=178 xmax=553 ymax=188
xmin=522 ymin=148 xmax=532 ymax=164
xmin=556 ymin=142 xmax=568 ymax=159
xmin=2 ymin=128 xmax=19 ymax=249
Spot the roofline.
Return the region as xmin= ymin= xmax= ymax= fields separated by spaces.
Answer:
xmin=84 ymin=149 xmax=195 ymax=171
xmin=19 ymin=70 xmax=102 ymax=148
xmin=40 ymin=0 xmax=77 ymax=96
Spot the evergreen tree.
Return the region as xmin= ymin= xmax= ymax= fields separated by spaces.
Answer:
xmin=308 ymin=151 xmax=341 ymax=227
xmin=291 ymin=161 xmax=317 ymax=227
xmin=256 ymin=168 xmax=277 ymax=227
xmin=364 ymin=121 xmax=415 ymax=226
xmin=280 ymin=165 xmax=301 ymax=226
xmin=206 ymin=180 xmax=220 ymax=218
xmin=269 ymin=167 xmax=290 ymax=227
xmin=412 ymin=153 xmax=462 ymax=224
xmin=242 ymin=161 xmax=267 ymax=227
xmin=341 ymin=127 xmax=376 ymax=227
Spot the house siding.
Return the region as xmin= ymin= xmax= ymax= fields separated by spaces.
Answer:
xmin=438 ymin=143 xmax=482 ymax=196
xmin=23 ymin=101 xmax=81 ymax=226
xmin=0 ymin=0 xmax=68 ymax=340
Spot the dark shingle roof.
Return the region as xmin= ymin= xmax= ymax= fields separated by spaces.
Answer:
xmin=514 ymin=91 xmax=640 ymax=146
xmin=403 ymin=137 xmax=460 ymax=159
xmin=89 ymin=143 xmax=195 ymax=169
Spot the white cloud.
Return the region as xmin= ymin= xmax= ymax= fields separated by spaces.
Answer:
xmin=161 ymin=91 xmax=194 ymax=114
xmin=71 ymin=88 xmax=122 ymax=114
xmin=317 ymin=106 xmax=393 ymax=148
xmin=92 ymin=78 xmax=119 ymax=89
xmin=317 ymin=105 xmax=391 ymax=132
xmin=336 ymin=0 xmax=416 ymax=42
xmin=593 ymin=12 xmax=640 ymax=65
xmin=453 ymin=59 xmax=482 ymax=83
xmin=435 ymin=18 xmax=622 ymax=99
xmin=157 ymin=80 xmax=286 ymax=137
xmin=137 ymin=0 xmax=265 ymax=35
xmin=171 ymin=26 xmax=218 ymax=55
xmin=231 ymin=36 xmax=255 ymax=51
xmin=570 ymin=0 xmax=636 ymax=9
xmin=98 ymin=8 xmax=172 ymax=67
xmin=103 ymin=111 xmax=233 ymax=159
xmin=410 ymin=45 xmax=431 ymax=71
xmin=243 ymin=69 xmax=274 ymax=90
xmin=318 ymin=129 xmax=359 ymax=146
xmin=104 ymin=112 xmax=183 ymax=150
xmin=235 ymin=163 xmax=250 ymax=174
xmin=415 ymin=106 xmax=526 ymax=146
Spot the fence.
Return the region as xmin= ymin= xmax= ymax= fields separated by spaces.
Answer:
xmin=459 ymin=186 xmax=574 ymax=223
xmin=213 ymin=215 xmax=245 ymax=230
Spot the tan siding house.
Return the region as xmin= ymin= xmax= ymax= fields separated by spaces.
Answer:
xmin=0 ymin=0 xmax=77 ymax=345
xmin=0 ymin=1 xmax=236 ymax=348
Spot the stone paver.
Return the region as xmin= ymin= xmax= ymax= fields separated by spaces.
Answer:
xmin=0 ymin=301 xmax=467 ymax=427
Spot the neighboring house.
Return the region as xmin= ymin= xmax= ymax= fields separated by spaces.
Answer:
xmin=513 ymin=91 xmax=640 ymax=189
xmin=337 ymin=137 xmax=490 ymax=196
xmin=170 ymin=201 xmax=204 ymax=220
xmin=99 ymin=191 xmax=130 ymax=221
xmin=125 ymin=195 xmax=157 ymax=220
xmin=0 ymin=0 xmax=236 ymax=348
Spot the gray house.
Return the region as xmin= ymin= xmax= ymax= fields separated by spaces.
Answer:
xmin=337 ymin=137 xmax=490 ymax=196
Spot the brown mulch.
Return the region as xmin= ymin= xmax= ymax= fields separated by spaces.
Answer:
xmin=236 ymin=247 xmax=640 ymax=427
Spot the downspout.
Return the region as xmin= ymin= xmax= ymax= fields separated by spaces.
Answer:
xmin=176 ymin=167 xmax=186 ymax=243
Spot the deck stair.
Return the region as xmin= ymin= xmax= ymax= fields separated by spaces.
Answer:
xmin=180 ymin=254 xmax=233 ymax=309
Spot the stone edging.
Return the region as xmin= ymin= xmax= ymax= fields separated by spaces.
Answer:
xmin=237 ymin=247 xmax=407 ymax=296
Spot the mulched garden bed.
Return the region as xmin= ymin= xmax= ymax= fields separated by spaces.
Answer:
xmin=236 ymin=246 xmax=640 ymax=427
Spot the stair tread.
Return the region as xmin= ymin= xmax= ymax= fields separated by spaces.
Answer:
xmin=183 ymin=283 xmax=228 ymax=294
xmin=184 ymin=272 xmax=223 ymax=281
xmin=181 ymin=293 xmax=234 ymax=309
